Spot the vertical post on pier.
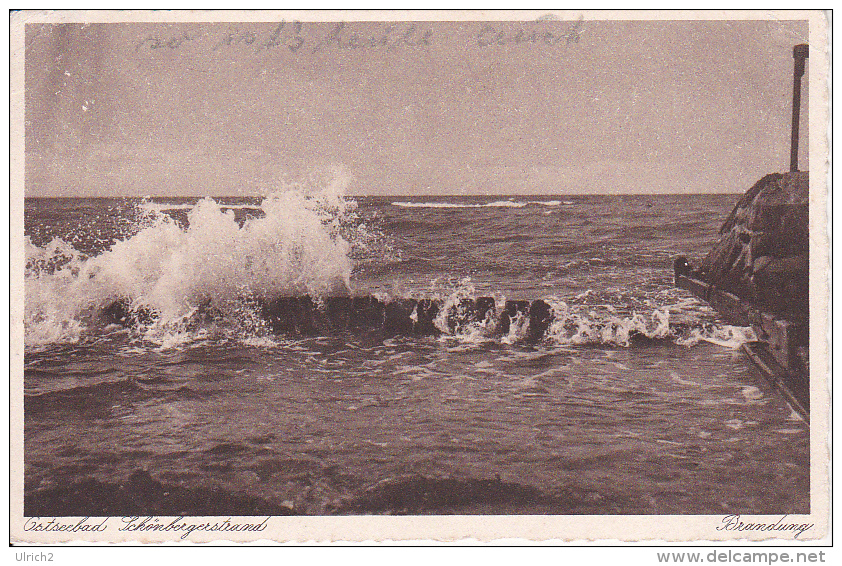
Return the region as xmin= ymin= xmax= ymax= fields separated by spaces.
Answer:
xmin=790 ymin=44 xmax=809 ymax=172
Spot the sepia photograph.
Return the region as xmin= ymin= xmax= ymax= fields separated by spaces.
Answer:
xmin=10 ymin=10 xmax=829 ymax=544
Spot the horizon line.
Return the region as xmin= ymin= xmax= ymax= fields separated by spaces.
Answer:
xmin=22 ymin=192 xmax=746 ymax=199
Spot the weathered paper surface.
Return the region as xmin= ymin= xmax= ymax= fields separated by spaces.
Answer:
xmin=10 ymin=9 xmax=830 ymax=544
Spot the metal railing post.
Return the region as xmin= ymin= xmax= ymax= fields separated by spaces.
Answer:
xmin=790 ymin=44 xmax=809 ymax=172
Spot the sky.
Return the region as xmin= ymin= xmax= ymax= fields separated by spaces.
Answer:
xmin=24 ymin=17 xmax=810 ymax=197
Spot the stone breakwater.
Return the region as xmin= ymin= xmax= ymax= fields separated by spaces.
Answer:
xmin=697 ymin=172 xmax=809 ymax=323
xmin=100 ymin=293 xmax=690 ymax=346
xmin=101 ymin=295 xmax=563 ymax=342
xmin=675 ymin=172 xmax=810 ymax=412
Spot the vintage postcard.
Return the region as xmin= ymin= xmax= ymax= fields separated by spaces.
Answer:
xmin=9 ymin=10 xmax=830 ymax=544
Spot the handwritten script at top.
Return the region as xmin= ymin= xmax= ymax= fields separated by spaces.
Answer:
xmin=133 ymin=20 xmax=584 ymax=54
xmin=478 ymin=19 xmax=583 ymax=47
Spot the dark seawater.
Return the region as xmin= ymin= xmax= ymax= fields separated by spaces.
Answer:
xmin=23 ymin=193 xmax=809 ymax=515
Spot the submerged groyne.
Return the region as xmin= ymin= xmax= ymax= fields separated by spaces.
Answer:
xmin=102 ymin=295 xmax=572 ymax=343
xmin=675 ymin=171 xmax=809 ymax=417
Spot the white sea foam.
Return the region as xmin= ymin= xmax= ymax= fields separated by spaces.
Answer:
xmin=500 ymin=309 xmax=530 ymax=345
xmin=543 ymin=297 xmax=671 ymax=347
xmin=431 ymin=278 xmax=500 ymax=344
xmin=402 ymin=283 xmax=750 ymax=350
xmin=26 ymin=190 xmax=761 ymax=352
xmin=138 ymin=200 xmax=263 ymax=214
xmin=25 ymin=178 xmax=358 ymax=346
xmin=391 ymin=200 xmax=567 ymax=209
xmin=674 ymin=325 xmax=758 ymax=348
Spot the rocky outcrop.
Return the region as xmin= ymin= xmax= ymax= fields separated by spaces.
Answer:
xmin=696 ymin=172 xmax=809 ymax=323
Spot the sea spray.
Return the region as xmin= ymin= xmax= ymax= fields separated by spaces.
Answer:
xmin=25 ymin=236 xmax=93 ymax=345
xmin=543 ymin=299 xmax=672 ymax=347
xmin=24 ymin=183 xmax=362 ymax=347
xmin=25 ymin=192 xmax=760 ymax=351
xmin=432 ymin=278 xmax=491 ymax=335
xmin=675 ymin=325 xmax=758 ymax=349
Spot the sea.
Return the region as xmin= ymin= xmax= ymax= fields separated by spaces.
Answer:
xmin=22 ymin=186 xmax=810 ymax=516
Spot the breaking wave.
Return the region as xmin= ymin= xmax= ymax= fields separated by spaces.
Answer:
xmin=421 ymin=282 xmax=756 ymax=349
xmin=25 ymin=188 xmax=753 ymax=351
xmin=25 ymin=179 xmax=361 ymax=347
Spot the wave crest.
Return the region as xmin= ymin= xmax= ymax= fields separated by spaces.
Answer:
xmin=391 ymin=200 xmax=569 ymax=209
xmin=25 ymin=181 xmax=360 ymax=346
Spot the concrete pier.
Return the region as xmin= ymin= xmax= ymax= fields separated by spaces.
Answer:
xmin=675 ymin=171 xmax=810 ymax=419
